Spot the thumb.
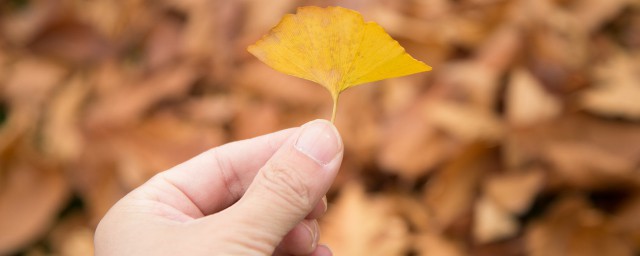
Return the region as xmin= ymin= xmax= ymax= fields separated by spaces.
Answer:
xmin=215 ymin=119 xmax=342 ymax=253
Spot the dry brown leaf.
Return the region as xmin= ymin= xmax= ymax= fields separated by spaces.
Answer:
xmin=179 ymin=0 xmax=242 ymax=81
xmin=69 ymin=142 xmax=128 ymax=225
xmin=0 ymin=48 xmax=9 ymax=84
xmin=47 ymin=212 xmax=94 ymax=256
xmin=0 ymin=0 xmax=61 ymax=44
xmin=321 ymin=182 xmax=410 ymax=256
xmin=3 ymin=57 xmax=68 ymax=108
xmin=545 ymin=141 xmax=639 ymax=188
xmin=86 ymin=63 xmax=198 ymax=128
xmin=475 ymin=25 xmax=522 ymax=75
xmin=485 ymin=169 xmax=546 ymax=215
xmin=378 ymin=98 xmax=459 ymax=178
xmin=525 ymin=196 xmax=634 ymax=256
xmin=2 ymin=0 xmax=639 ymax=254
xmin=0 ymin=110 xmax=33 ymax=165
xmin=231 ymin=99 xmax=282 ymax=140
xmin=335 ymin=86 xmax=381 ymax=164
xmin=504 ymin=114 xmax=640 ymax=174
xmin=144 ymin=14 xmax=184 ymax=71
xmin=41 ymin=74 xmax=87 ymax=162
xmin=72 ymin=0 xmax=124 ymax=39
xmin=111 ymin=113 xmax=226 ymax=188
xmin=392 ymin=194 xmax=433 ymax=232
xmin=379 ymin=68 xmax=428 ymax=117
xmin=506 ymin=68 xmax=562 ymax=127
xmin=413 ymin=232 xmax=466 ymax=256
xmin=473 ymin=196 xmax=519 ymax=244
xmin=239 ymin=0 xmax=297 ymax=48
xmin=435 ymin=62 xmax=500 ymax=110
xmin=423 ymin=143 xmax=493 ymax=230
xmin=572 ymin=0 xmax=634 ymax=34
xmin=59 ymin=228 xmax=94 ymax=256
xmin=426 ymin=100 xmax=503 ymax=142
xmin=368 ymin=5 xmax=439 ymax=44
xmin=236 ymin=61 xmax=327 ymax=107
xmin=181 ymin=95 xmax=234 ymax=125
xmin=611 ymin=195 xmax=640 ymax=250
xmin=580 ymin=53 xmax=640 ymax=120
xmin=30 ymin=21 xmax=109 ymax=64
xmin=0 ymin=156 xmax=69 ymax=255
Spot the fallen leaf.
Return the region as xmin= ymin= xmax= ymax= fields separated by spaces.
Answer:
xmin=484 ymin=169 xmax=546 ymax=215
xmin=231 ymin=98 xmax=282 ymax=140
xmin=611 ymin=195 xmax=640 ymax=250
xmin=378 ymin=98 xmax=459 ymax=178
xmin=68 ymin=145 xmax=127 ymax=225
xmin=235 ymin=61 xmax=326 ymax=107
xmin=506 ymin=68 xmax=562 ymax=127
xmin=571 ymin=0 xmax=634 ymax=34
xmin=335 ymin=85 xmax=380 ymax=164
xmin=30 ymin=20 xmax=110 ymax=64
xmin=0 ymin=0 xmax=61 ymax=44
xmin=3 ymin=57 xmax=68 ymax=109
xmin=423 ymin=143 xmax=493 ymax=230
xmin=426 ymin=100 xmax=503 ymax=142
xmin=47 ymin=212 xmax=94 ymax=256
xmin=248 ymin=6 xmax=431 ymax=122
xmin=473 ymin=196 xmax=519 ymax=243
xmin=525 ymin=196 xmax=634 ymax=256
xmin=545 ymin=141 xmax=639 ymax=188
xmin=0 ymin=153 xmax=69 ymax=255
xmin=181 ymin=95 xmax=234 ymax=126
xmin=2 ymin=0 xmax=640 ymax=255
xmin=110 ymin=113 xmax=226 ymax=188
xmin=41 ymin=74 xmax=87 ymax=162
xmin=580 ymin=53 xmax=640 ymax=120
xmin=85 ymin=63 xmax=198 ymax=128
xmin=413 ymin=232 xmax=466 ymax=256
xmin=379 ymin=75 xmax=425 ymax=118
xmin=320 ymin=182 xmax=410 ymax=256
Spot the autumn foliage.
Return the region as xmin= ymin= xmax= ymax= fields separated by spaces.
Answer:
xmin=248 ymin=6 xmax=431 ymax=122
xmin=1 ymin=0 xmax=640 ymax=255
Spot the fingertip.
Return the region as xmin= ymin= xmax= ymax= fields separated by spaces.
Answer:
xmin=295 ymin=120 xmax=343 ymax=166
xmin=310 ymin=244 xmax=333 ymax=256
xmin=276 ymin=219 xmax=319 ymax=255
xmin=306 ymin=196 xmax=328 ymax=219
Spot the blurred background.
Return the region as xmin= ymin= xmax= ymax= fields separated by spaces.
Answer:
xmin=1 ymin=0 xmax=639 ymax=255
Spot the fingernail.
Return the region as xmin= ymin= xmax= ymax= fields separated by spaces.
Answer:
xmin=311 ymin=220 xmax=319 ymax=249
xmin=294 ymin=120 xmax=341 ymax=166
xmin=322 ymin=196 xmax=328 ymax=214
xmin=302 ymin=220 xmax=319 ymax=251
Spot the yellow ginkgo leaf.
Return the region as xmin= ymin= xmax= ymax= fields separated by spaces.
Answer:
xmin=248 ymin=6 xmax=432 ymax=122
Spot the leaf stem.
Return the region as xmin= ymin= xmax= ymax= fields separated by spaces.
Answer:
xmin=330 ymin=95 xmax=339 ymax=124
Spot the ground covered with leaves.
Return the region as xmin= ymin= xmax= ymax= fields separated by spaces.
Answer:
xmin=1 ymin=0 xmax=639 ymax=255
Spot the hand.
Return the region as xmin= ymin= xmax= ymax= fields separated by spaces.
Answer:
xmin=94 ymin=120 xmax=343 ymax=255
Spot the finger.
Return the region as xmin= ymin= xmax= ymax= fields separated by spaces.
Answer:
xmin=310 ymin=245 xmax=333 ymax=256
xmin=306 ymin=196 xmax=327 ymax=219
xmin=215 ymin=120 xmax=343 ymax=254
xmin=148 ymin=128 xmax=298 ymax=216
xmin=275 ymin=219 xmax=319 ymax=255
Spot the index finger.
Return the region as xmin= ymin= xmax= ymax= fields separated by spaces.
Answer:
xmin=150 ymin=128 xmax=299 ymax=217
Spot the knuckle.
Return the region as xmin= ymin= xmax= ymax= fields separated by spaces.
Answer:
xmin=259 ymin=161 xmax=312 ymax=210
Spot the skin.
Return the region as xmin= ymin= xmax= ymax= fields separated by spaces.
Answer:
xmin=95 ymin=120 xmax=342 ymax=256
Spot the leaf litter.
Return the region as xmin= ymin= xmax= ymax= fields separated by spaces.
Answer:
xmin=1 ymin=0 xmax=640 ymax=255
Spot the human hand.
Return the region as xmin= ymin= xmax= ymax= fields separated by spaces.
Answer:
xmin=94 ymin=120 xmax=343 ymax=255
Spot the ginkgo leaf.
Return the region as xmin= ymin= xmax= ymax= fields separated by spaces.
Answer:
xmin=248 ymin=6 xmax=432 ymax=122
